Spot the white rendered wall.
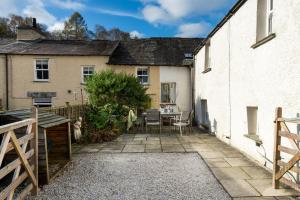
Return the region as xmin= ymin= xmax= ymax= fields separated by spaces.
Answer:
xmin=160 ymin=66 xmax=191 ymax=111
xmin=195 ymin=0 xmax=300 ymax=168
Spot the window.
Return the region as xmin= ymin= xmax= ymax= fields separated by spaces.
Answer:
xmin=184 ymin=53 xmax=193 ymax=59
xmin=268 ymin=0 xmax=273 ymax=34
xmin=247 ymin=106 xmax=258 ymax=135
xmin=256 ymin=0 xmax=273 ymax=41
xmin=204 ymin=41 xmax=210 ymax=70
xmin=161 ymin=82 xmax=176 ymax=104
xmin=137 ymin=67 xmax=149 ymax=85
xmin=35 ymin=59 xmax=49 ymax=81
xmin=33 ymin=98 xmax=52 ymax=107
xmin=82 ymin=66 xmax=94 ymax=83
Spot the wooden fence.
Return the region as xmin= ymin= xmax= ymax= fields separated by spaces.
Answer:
xmin=0 ymin=108 xmax=38 ymax=200
xmin=273 ymin=107 xmax=300 ymax=192
xmin=38 ymin=103 xmax=86 ymax=123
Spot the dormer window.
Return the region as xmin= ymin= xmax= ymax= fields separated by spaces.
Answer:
xmin=184 ymin=53 xmax=193 ymax=59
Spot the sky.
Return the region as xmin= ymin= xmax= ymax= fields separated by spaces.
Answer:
xmin=0 ymin=0 xmax=237 ymax=38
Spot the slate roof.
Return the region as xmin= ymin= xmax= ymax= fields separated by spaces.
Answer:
xmin=108 ymin=38 xmax=204 ymax=66
xmin=0 ymin=37 xmax=204 ymax=66
xmin=0 ymin=40 xmax=119 ymax=56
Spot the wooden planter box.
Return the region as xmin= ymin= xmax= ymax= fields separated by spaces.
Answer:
xmin=0 ymin=109 xmax=72 ymax=185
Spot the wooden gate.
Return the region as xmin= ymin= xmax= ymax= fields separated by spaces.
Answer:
xmin=0 ymin=108 xmax=38 ymax=200
xmin=273 ymin=107 xmax=300 ymax=191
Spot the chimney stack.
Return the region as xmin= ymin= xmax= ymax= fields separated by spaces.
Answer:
xmin=32 ymin=18 xmax=37 ymax=28
xmin=16 ymin=18 xmax=46 ymax=40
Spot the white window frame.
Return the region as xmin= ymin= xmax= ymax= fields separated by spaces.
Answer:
xmin=32 ymin=98 xmax=52 ymax=107
xmin=81 ymin=66 xmax=95 ymax=83
xmin=34 ymin=59 xmax=49 ymax=81
xmin=267 ymin=0 xmax=273 ymax=34
xmin=136 ymin=67 xmax=149 ymax=85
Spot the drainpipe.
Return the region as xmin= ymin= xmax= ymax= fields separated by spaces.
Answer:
xmin=5 ymin=54 xmax=9 ymax=110
xmin=191 ymin=58 xmax=195 ymax=122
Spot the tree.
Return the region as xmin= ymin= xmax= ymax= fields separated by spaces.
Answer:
xmin=94 ymin=25 xmax=108 ymax=40
xmin=63 ymin=12 xmax=88 ymax=40
xmin=94 ymin=25 xmax=130 ymax=41
xmin=0 ymin=17 xmax=14 ymax=38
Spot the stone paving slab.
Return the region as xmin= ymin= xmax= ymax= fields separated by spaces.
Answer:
xmin=123 ymin=144 xmax=145 ymax=152
xmin=162 ymin=144 xmax=185 ymax=152
xmin=247 ymin=179 xmax=300 ymax=197
xmin=220 ymin=179 xmax=261 ymax=197
xmin=241 ymin=166 xmax=272 ymax=179
xmin=211 ymin=167 xmax=252 ymax=180
xmin=205 ymin=158 xmax=232 ymax=168
xmin=198 ymin=151 xmax=226 ymax=159
xmin=224 ymin=157 xmax=255 ymax=167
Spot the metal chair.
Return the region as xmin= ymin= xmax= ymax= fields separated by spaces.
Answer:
xmin=173 ymin=111 xmax=192 ymax=136
xmin=145 ymin=109 xmax=161 ymax=134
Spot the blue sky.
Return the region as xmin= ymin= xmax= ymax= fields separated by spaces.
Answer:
xmin=0 ymin=0 xmax=237 ymax=38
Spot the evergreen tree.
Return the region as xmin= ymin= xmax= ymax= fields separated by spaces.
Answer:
xmin=63 ymin=12 xmax=88 ymax=40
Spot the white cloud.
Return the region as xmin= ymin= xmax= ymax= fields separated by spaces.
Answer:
xmin=141 ymin=0 xmax=230 ymax=25
xmin=23 ymin=0 xmax=57 ymax=26
xmin=142 ymin=5 xmax=174 ymax=24
xmin=130 ymin=30 xmax=144 ymax=38
xmin=48 ymin=21 xmax=65 ymax=31
xmin=50 ymin=0 xmax=85 ymax=10
xmin=93 ymin=7 xmax=143 ymax=19
xmin=0 ymin=0 xmax=20 ymax=17
xmin=175 ymin=22 xmax=212 ymax=37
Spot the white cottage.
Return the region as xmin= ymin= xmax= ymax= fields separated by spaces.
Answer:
xmin=194 ymin=0 xmax=300 ymax=168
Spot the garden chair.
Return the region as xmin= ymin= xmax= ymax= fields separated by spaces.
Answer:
xmin=173 ymin=110 xmax=192 ymax=136
xmin=145 ymin=109 xmax=161 ymax=134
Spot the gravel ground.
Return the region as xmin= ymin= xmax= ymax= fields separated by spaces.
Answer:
xmin=30 ymin=153 xmax=230 ymax=200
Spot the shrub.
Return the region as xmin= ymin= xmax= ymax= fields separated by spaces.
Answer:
xmin=83 ymin=70 xmax=150 ymax=142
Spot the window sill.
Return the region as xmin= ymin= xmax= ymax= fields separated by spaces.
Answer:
xmin=244 ymin=134 xmax=262 ymax=145
xmin=251 ymin=33 xmax=276 ymax=49
xmin=202 ymin=68 xmax=212 ymax=74
xmin=160 ymin=103 xmax=176 ymax=105
xmin=33 ymin=80 xmax=49 ymax=83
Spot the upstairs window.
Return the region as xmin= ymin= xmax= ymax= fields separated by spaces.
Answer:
xmin=256 ymin=0 xmax=274 ymax=41
xmin=161 ymin=82 xmax=176 ymax=104
xmin=82 ymin=66 xmax=94 ymax=83
xmin=35 ymin=59 xmax=49 ymax=81
xmin=204 ymin=40 xmax=211 ymax=70
xmin=137 ymin=67 xmax=149 ymax=85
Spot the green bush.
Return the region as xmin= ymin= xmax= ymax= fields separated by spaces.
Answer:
xmin=83 ymin=70 xmax=150 ymax=142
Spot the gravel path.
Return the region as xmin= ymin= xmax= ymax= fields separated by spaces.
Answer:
xmin=31 ymin=153 xmax=230 ymax=200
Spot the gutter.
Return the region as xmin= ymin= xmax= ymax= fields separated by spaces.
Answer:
xmin=5 ymin=54 xmax=9 ymax=110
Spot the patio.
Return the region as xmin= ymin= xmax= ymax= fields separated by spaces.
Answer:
xmin=72 ymin=131 xmax=300 ymax=199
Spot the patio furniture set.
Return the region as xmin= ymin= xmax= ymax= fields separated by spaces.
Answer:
xmin=136 ymin=106 xmax=193 ymax=135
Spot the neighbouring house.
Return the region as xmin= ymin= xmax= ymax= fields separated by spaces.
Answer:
xmin=194 ymin=0 xmax=300 ymax=168
xmin=0 ymin=20 xmax=203 ymax=111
